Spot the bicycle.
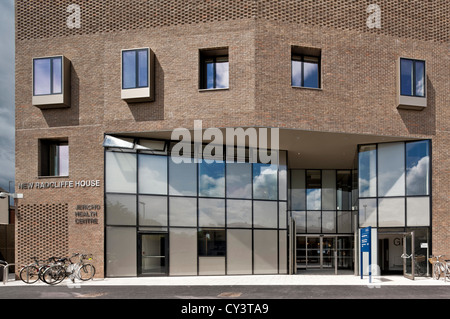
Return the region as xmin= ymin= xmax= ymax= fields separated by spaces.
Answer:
xmin=42 ymin=257 xmax=69 ymax=285
xmin=76 ymin=254 xmax=96 ymax=281
xmin=413 ymin=255 xmax=426 ymax=277
xmin=19 ymin=256 xmax=60 ymax=284
xmin=428 ymin=255 xmax=450 ymax=281
xmin=42 ymin=253 xmax=95 ymax=285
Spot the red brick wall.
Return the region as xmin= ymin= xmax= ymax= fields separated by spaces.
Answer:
xmin=15 ymin=0 xmax=449 ymax=276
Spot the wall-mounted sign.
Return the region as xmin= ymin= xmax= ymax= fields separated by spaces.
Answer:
xmin=18 ymin=179 xmax=101 ymax=190
xmin=75 ymin=204 xmax=100 ymax=225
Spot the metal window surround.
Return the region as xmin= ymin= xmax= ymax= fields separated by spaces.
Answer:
xmin=121 ymin=48 xmax=155 ymax=102
xmin=32 ymin=55 xmax=71 ymax=109
xmin=397 ymin=57 xmax=427 ymax=110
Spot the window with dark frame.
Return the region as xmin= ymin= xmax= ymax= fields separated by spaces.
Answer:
xmin=199 ymin=48 xmax=229 ymax=90
xmin=198 ymin=229 xmax=226 ymax=257
xmin=400 ymin=58 xmax=425 ymax=97
xmin=291 ymin=46 xmax=321 ymax=89
xmin=122 ymin=48 xmax=149 ymax=90
xmin=33 ymin=56 xmax=63 ymax=96
xmin=39 ymin=139 xmax=69 ymax=177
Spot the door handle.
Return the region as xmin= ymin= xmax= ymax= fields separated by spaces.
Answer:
xmin=401 ymin=253 xmax=412 ymax=259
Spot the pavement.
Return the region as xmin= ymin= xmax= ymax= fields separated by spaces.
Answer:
xmin=1 ymin=271 xmax=449 ymax=301
xmin=2 ymin=270 xmax=450 ymax=287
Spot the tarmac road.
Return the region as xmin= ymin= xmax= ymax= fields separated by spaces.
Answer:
xmin=1 ymin=283 xmax=449 ymax=299
xmin=1 ymin=273 xmax=449 ymax=315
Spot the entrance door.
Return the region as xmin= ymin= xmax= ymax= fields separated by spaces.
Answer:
xmin=322 ymin=237 xmax=336 ymax=269
xmin=138 ymin=233 xmax=168 ymax=276
xmin=402 ymin=231 xmax=415 ymax=280
xmin=296 ymin=236 xmax=336 ymax=271
xmin=306 ymin=237 xmax=322 ymax=269
xmin=296 ymin=235 xmax=354 ymax=273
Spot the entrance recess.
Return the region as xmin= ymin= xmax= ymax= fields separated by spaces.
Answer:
xmin=379 ymin=231 xmax=417 ymax=280
xmin=296 ymin=235 xmax=354 ymax=273
xmin=138 ymin=233 xmax=168 ymax=276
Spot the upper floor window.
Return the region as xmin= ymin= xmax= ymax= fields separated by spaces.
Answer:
xmin=122 ymin=48 xmax=149 ymax=89
xmin=199 ymin=48 xmax=229 ymax=90
xmin=39 ymin=139 xmax=69 ymax=177
xmin=121 ymin=48 xmax=155 ymax=102
xmin=32 ymin=56 xmax=71 ymax=108
xmin=291 ymin=46 xmax=321 ymax=89
xmin=33 ymin=56 xmax=62 ymax=96
xmin=400 ymin=58 xmax=425 ymax=97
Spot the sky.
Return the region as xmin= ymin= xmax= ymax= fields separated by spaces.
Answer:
xmin=0 ymin=0 xmax=15 ymax=193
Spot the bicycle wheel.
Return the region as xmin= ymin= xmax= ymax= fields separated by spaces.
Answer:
xmin=77 ymin=264 xmax=95 ymax=281
xmin=433 ymin=264 xmax=441 ymax=280
xmin=19 ymin=265 xmax=40 ymax=284
xmin=415 ymin=263 xmax=425 ymax=277
xmin=38 ymin=265 xmax=51 ymax=282
xmin=42 ymin=265 xmax=66 ymax=285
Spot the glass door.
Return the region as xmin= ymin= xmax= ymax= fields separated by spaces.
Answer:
xmin=337 ymin=236 xmax=354 ymax=270
xmin=296 ymin=235 xmax=353 ymax=272
xmin=307 ymin=237 xmax=322 ymax=268
xmin=402 ymin=231 xmax=415 ymax=280
xmin=296 ymin=236 xmax=339 ymax=270
xmin=138 ymin=233 xmax=168 ymax=276
xmin=322 ymin=237 xmax=336 ymax=269
xmin=296 ymin=236 xmax=307 ymax=270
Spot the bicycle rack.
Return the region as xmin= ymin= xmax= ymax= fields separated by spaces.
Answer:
xmin=0 ymin=262 xmax=15 ymax=285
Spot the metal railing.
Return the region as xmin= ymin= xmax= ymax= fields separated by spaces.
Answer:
xmin=0 ymin=261 xmax=15 ymax=285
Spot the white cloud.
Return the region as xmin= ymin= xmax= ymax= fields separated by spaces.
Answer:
xmin=407 ymin=156 xmax=430 ymax=195
xmin=199 ymin=174 xmax=225 ymax=197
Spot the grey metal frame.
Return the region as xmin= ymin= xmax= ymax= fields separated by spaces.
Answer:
xmin=289 ymin=169 xmax=355 ymax=235
xmin=402 ymin=231 xmax=415 ymax=280
xmin=122 ymin=48 xmax=149 ymax=90
xmin=137 ymin=232 xmax=168 ymax=276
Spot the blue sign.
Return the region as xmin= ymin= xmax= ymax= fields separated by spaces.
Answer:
xmin=360 ymin=227 xmax=372 ymax=281
xmin=361 ymin=227 xmax=371 ymax=252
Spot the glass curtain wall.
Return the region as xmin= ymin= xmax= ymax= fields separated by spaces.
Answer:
xmin=358 ymin=140 xmax=431 ymax=229
xmin=105 ymin=139 xmax=288 ymax=277
xmin=357 ymin=140 xmax=431 ymax=276
xmin=290 ymin=169 xmax=355 ymax=234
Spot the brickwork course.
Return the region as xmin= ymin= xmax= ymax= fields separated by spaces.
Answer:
xmin=15 ymin=0 xmax=449 ymax=278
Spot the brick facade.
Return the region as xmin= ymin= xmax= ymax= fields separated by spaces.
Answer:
xmin=15 ymin=0 xmax=449 ymax=277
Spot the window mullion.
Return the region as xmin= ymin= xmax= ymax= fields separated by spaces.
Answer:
xmin=213 ymin=57 xmax=217 ymax=89
xmin=50 ymin=57 xmax=54 ymax=95
xmin=301 ymin=56 xmax=305 ymax=87
xmin=412 ymin=60 xmax=416 ymax=97
xmin=135 ymin=51 xmax=139 ymax=89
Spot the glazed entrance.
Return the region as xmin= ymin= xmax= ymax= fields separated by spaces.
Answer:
xmin=296 ymin=235 xmax=354 ymax=273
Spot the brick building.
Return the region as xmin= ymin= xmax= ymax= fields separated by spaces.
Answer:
xmin=15 ymin=0 xmax=448 ymax=279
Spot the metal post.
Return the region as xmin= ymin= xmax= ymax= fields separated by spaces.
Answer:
xmin=334 ymin=250 xmax=338 ymax=275
xmin=2 ymin=263 xmax=15 ymax=285
xmin=334 ymin=236 xmax=338 ymax=275
xmin=354 ymin=212 xmax=358 ymax=276
xmin=1 ymin=265 xmax=5 ymax=285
